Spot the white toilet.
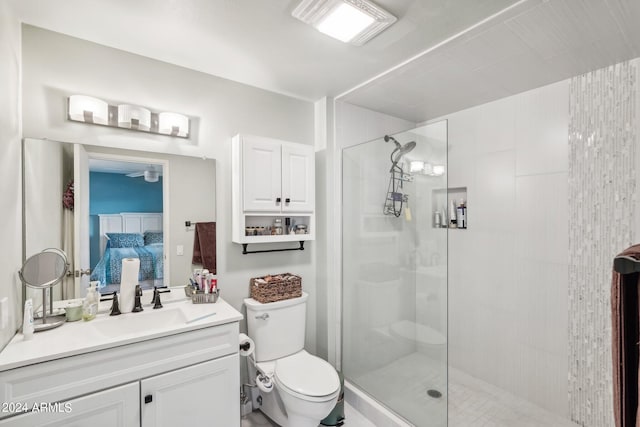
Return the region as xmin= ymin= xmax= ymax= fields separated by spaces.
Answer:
xmin=245 ymin=292 xmax=340 ymax=427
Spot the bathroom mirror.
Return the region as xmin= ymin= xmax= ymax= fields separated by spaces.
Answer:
xmin=23 ymin=138 xmax=216 ymax=302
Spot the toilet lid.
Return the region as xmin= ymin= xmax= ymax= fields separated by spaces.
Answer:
xmin=275 ymin=352 xmax=340 ymax=397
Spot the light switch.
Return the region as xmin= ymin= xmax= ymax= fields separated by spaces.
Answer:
xmin=176 ymin=245 xmax=184 ymax=256
xmin=0 ymin=297 xmax=8 ymax=329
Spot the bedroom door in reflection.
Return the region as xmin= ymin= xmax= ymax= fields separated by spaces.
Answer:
xmin=73 ymin=144 xmax=90 ymax=298
xmin=87 ymin=152 xmax=167 ymax=295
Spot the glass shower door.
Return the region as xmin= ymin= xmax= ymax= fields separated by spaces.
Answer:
xmin=342 ymin=121 xmax=448 ymax=426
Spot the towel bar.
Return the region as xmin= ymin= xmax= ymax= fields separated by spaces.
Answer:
xmin=242 ymin=241 xmax=305 ymax=255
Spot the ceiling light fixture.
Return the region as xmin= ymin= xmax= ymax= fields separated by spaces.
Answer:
xmin=292 ymin=0 xmax=396 ymax=46
xmin=144 ymin=170 xmax=159 ymax=183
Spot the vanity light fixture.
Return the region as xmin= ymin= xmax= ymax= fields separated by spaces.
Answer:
xmin=68 ymin=95 xmax=109 ymax=125
xmin=118 ymin=104 xmax=151 ymax=131
xmin=432 ymin=165 xmax=445 ymax=176
xmin=292 ymin=0 xmax=397 ymax=45
xmin=67 ymin=95 xmax=191 ymax=139
xmin=409 ymin=160 xmax=425 ymax=173
xmin=158 ymin=112 xmax=190 ymax=138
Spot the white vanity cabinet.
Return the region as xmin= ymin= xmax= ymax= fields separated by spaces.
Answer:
xmin=232 ymin=134 xmax=315 ymax=245
xmin=0 ymin=321 xmax=240 ymax=427
xmin=0 ymin=382 xmax=140 ymax=427
xmin=141 ymin=355 xmax=238 ymax=427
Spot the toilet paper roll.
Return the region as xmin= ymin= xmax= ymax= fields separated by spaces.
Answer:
xmin=239 ymin=333 xmax=255 ymax=357
xmin=120 ymin=258 xmax=140 ymax=314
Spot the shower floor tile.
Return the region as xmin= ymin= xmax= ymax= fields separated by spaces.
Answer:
xmin=350 ymin=352 xmax=579 ymax=427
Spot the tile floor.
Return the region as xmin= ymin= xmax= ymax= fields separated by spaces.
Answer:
xmin=241 ymin=402 xmax=375 ymax=427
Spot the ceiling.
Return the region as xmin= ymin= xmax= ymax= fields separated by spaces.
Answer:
xmin=9 ymin=0 xmax=521 ymax=101
xmin=342 ymin=0 xmax=640 ymax=121
xmin=9 ymin=0 xmax=640 ymax=122
xmin=89 ymin=158 xmax=162 ymax=175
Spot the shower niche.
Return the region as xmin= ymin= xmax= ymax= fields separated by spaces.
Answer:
xmin=432 ymin=187 xmax=467 ymax=229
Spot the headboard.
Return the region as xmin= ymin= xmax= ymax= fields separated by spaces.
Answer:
xmin=98 ymin=213 xmax=163 ymax=257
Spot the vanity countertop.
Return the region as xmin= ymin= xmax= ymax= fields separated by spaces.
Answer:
xmin=0 ymin=288 xmax=243 ymax=372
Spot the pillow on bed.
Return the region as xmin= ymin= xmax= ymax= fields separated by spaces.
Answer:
xmin=144 ymin=231 xmax=163 ymax=245
xmin=106 ymin=233 xmax=144 ymax=248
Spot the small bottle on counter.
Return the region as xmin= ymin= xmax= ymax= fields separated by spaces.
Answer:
xmin=82 ymin=282 xmax=99 ymax=321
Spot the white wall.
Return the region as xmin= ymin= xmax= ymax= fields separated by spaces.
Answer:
xmin=0 ymin=3 xmax=22 ymax=351
xmin=19 ymin=26 xmax=317 ymax=353
xmin=438 ymin=80 xmax=570 ymax=416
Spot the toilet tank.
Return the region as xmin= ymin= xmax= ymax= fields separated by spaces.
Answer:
xmin=245 ymin=292 xmax=308 ymax=362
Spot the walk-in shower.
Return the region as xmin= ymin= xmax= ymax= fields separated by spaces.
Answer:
xmin=342 ymin=121 xmax=448 ymax=426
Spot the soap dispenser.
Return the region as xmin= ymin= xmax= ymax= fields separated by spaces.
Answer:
xmin=82 ymin=282 xmax=99 ymax=321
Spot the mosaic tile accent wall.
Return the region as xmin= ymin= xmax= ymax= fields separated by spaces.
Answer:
xmin=568 ymin=59 xmax=638 ymax=426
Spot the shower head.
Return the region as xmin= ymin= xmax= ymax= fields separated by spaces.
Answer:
xmin=390 ymin=139 xmax=416 ymax=164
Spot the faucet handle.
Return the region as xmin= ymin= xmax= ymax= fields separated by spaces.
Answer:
xmin=132 ymin=285 xmax=144 ymax=312
xmin=109 ymin=291 xmax=121 ymax=316
xmin=152 ymin=287 xmax=163 ymax=309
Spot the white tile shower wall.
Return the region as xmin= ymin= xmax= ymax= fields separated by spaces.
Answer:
xmin=568 ymin=59 xmax=639 ymax=427
xmin=439 ymin=80 xmax=570 ymax=417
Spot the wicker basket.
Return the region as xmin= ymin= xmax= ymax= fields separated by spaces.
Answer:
xmin=250 ymin=273 xmax=302 ymax=303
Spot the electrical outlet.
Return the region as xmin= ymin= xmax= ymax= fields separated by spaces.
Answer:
xmin=176 ymin=245 xmax=184 ymax=256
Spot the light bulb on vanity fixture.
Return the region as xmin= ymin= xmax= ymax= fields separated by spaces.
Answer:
xmin=67 ymin=94 xmax=191 ymax=139
xmin=292 ymin=0 xmax=396 ymax=45
xmin=68 ymin=95 xmax=109 ymax=125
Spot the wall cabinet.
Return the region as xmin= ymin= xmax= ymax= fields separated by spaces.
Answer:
xmin=0 ymin=323 xmax=240 ymax=427
xmin=232 ymin=134 xmax=315 ymax=245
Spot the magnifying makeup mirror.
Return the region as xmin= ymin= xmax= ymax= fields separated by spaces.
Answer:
xmin=19 ymin=248 xmax=69 ymax=331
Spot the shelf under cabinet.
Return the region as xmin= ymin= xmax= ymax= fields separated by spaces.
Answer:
xmin=233 ymin=233 xmax=314 ymax=244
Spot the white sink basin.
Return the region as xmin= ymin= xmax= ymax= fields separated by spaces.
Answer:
xmin=91 ymin=308 xmax=187 ymax=338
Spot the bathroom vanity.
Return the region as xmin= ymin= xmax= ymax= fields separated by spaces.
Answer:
xmin=0 ymin=291 xmax=242 ymax=426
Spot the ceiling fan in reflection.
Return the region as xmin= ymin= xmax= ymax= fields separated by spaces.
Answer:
xmin=125 ymin=165 xmax=161 ymax=182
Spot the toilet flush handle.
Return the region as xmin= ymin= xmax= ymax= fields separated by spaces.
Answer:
xmin=255 ymin=313 xmax=270 ymax=320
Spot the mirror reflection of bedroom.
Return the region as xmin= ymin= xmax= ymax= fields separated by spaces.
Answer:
xmin=88 ymin=158 xmax=165 ymax=294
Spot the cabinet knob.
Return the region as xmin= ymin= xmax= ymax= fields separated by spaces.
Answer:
xmin=285 ymin=198 xmax=290 ymax=203
xmin=144 ymin=394 xmax=153 ymax=404
xmin=276 ymin=197 xmax=281 ymax=203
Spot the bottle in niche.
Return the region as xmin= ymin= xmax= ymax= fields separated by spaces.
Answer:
xmin=434 ymin=211 xmax=442 ymax=228
xmin=448 ymin=199 xmax=457 ymax=228
xmin=456 ymin=201 xmax=467 ymax=229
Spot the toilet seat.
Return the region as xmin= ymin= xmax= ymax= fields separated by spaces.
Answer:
xmin=273 ymin=351 xmax=340 ymax=402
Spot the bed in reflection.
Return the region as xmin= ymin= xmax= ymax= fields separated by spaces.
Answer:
xmin=90 ymin=231 xmax=164 ymax=290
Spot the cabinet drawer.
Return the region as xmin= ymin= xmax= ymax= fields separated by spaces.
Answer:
xmin=0 ymin=323 xmax=238 ymax=419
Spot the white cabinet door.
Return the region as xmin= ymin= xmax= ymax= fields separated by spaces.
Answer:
xmin=242 ymin=137 xmax=282 ymax=212
xmin=281 ymin=143 xmax=315 ymax=213
xmin=0 ymin=382 xmax=139 ymax=427
xmin=141 ymin=354 xmax=240 ymax=427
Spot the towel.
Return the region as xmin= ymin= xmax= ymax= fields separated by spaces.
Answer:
xmin=612 ymin=244 xmax=640 ymax=427
xmin=192 ymin=222 xmax=216 ymax=274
